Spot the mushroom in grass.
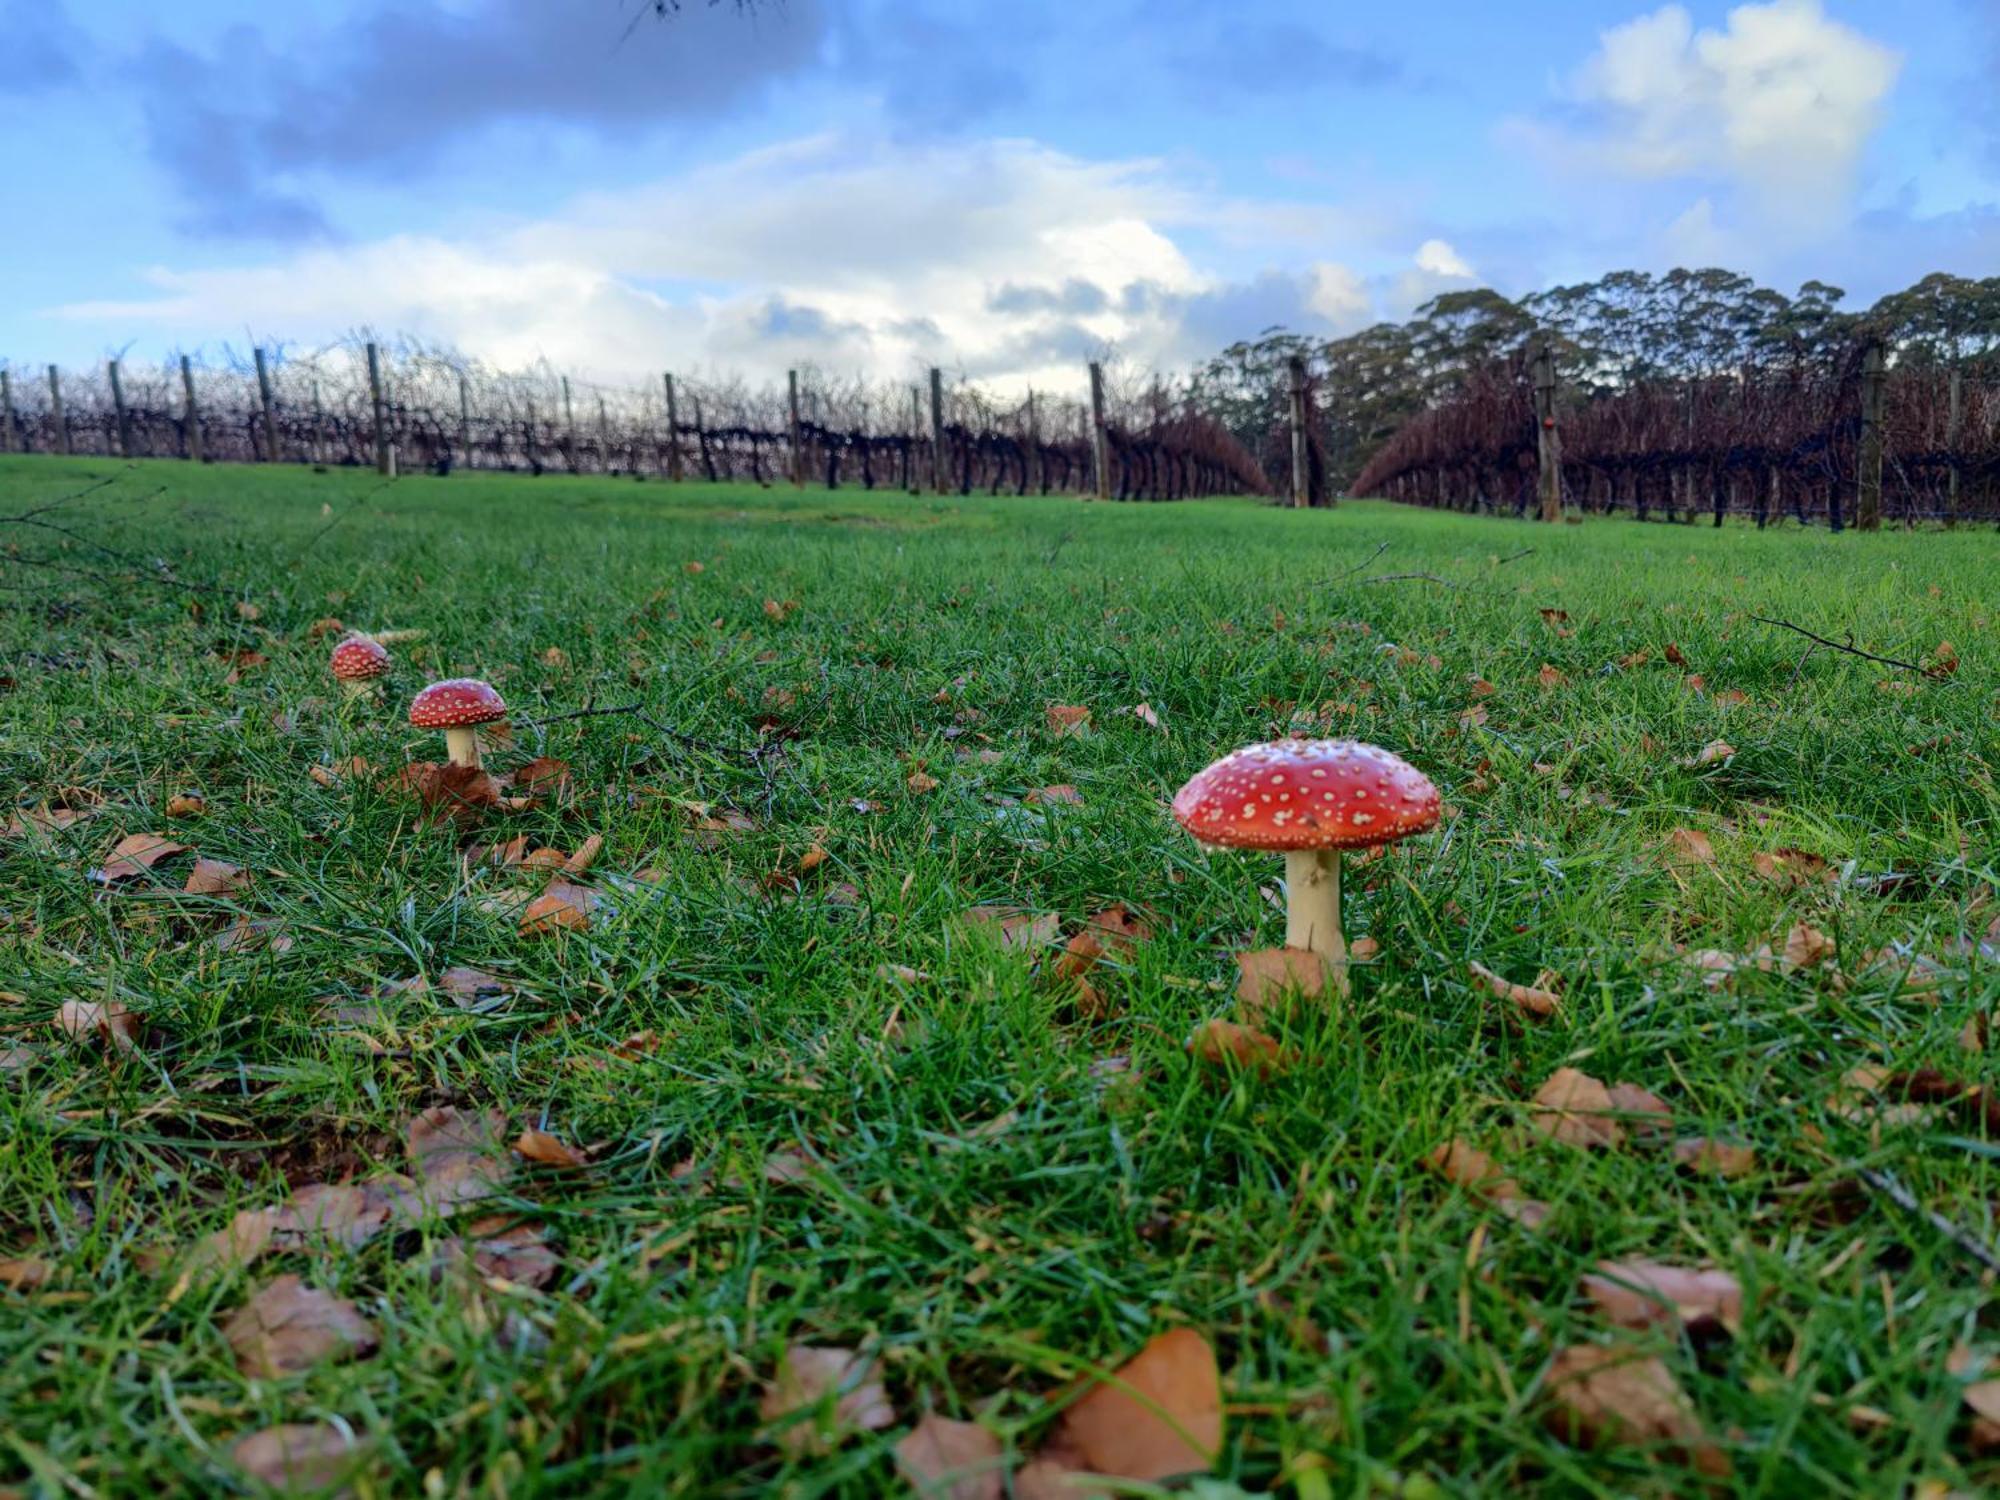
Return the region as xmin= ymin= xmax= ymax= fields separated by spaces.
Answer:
xmin=409 ymin=678 xmax=506 ymax=769
xmin=329 ymin=634 xmax=391 ymax=700
xmin=1173 ymin=739 xmax=1439 ymax=997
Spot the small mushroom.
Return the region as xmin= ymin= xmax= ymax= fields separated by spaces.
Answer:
xmin=409 ymin=678 xmax=506 ymax=769
xmin=1172 ymin=738 xmax=1439 ymax=998
xmin=328 ymin=635 xmax=390 ymax=701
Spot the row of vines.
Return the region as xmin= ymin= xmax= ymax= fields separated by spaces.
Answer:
xmin=1351 ymin=346 xmax=2000 ymax=528
xmin=0 ymin=342 xmax=1270 ymax=502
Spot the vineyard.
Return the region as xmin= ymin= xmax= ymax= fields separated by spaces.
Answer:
xmin=1352 ymin=346 xmax=2000 ymax=527
xmin=0 ymin=342 xmax=1270 ymax=502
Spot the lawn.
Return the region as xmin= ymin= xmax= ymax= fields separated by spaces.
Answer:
xmin=2 ymin=456 xmax=1996 ymax=1498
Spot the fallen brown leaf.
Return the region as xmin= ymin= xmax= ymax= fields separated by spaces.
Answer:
xmin=55 ymin=999 xmax=138 ymax=1051
xmin=1682 ymin=739 xmax=1735 ymax=768
xmin=1034 ymin=1328 xmax=1222 ymax=1485
xmin=1233 ymin=947 xmax=1329 ymax=1022
xmin=1468 ymin=960 xmax=1561 ymax=1019
xmin=520 ymin=878 xmax=598 ymax=935
xmin=963 ymin=905 xmax=1059 ymax=952
xmin=1783 ymin=922 xmax=1835 ymax=970
xmin=91 ymin=833 xmax=189 ymax=883
xmin=1581 ymin=1260 xmax=1742 ymax=1336
xmin=221 ymin=1275 xmax=379 ymax=1378
xmin=1530 ymin=1068 xmax=1623 ymax=1149
xmin=895 ymin=1413 xmax=1005 ymax=1500
xmin=1045 ymin=704 xmax=1092 ymax=736
xmin=229 ymin=1424 xmax=364 ymax=1494
xmin=406 ymin=1106 xmax=512 ymax=1211
xmin=1185 ymin=1018 xmax=1287 ymax=1076
xmin=760 ymin=1344 xmax=896 ymax=1457
xmin=1543 ymin=1343 xmax=1728 ymax=1476
xmin=1131 ymin=702 xmax=1164 ymax=731
xmin=1751 ymin=847 xmax=1834 ymax=887
xmin=184 ymin=857 xmax=251 ymax=896
xmin=0 ymin=1256 xmax=53 ymax=1291
xmin=1085 ymin=905 xmax=1153 ymax=953
xmin=1423 ymin=1139 xmax=1550 ymax=1229
xmin=1537 ymin=663 xmax=1566 ymax=689
xmin=514 ymin=1130 xmax=590 ymax=1170
xmin=1025 ymin=784 xmax=1083 ymax=806
xmin=1664 ymin=828 xmax=1716 ymax=867
xmin=1672 ymin=1138 xmax=1757 ymax=1178
xmin=165 ymin=793 xmax=207 ymax=818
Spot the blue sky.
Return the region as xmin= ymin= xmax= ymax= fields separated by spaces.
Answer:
xmin=2 ymin=0 xmax=1995 ymax=392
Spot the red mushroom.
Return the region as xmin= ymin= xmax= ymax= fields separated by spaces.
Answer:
xmin=409 ymin=678 xmax=506 ymax=769
xmin=329 ymin=634 xmax=391 ymax=701
xmin=1172 ymin=739 xmax=1440 ymax=997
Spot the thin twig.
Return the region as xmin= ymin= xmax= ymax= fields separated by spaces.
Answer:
xmin=1751 ymin=616 xmax=1928 ymax=674
xmin=1856 ymin=1166 xmax=2000 ymax=1276
xmin=1330 ymin=540 xmax=1390 ymax=582
xmin=1360 ymin=571 xmax=1460 ymax=587
xmin=1494 ymin=548 xmax=1536 ymax=565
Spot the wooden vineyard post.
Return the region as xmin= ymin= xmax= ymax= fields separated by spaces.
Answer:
xmin=788 ymin=369 xmax=803 ymax=488
xmin=458 ymin=373 xmax=472 ymax=469
xmin=561 ymin=375 xmax=577 ymax=469
xmin=1945 ymin=367 xmax=1962 ymax=528
xmin=597 ymin=396 xmax=611 ymax=474
xmin=47 ymin=365 xmax=68 ymax=455
xmin=1286 ymin=355 xmax=1309 ymax=508
xmin=253 ymin=347 xmax=279 ymax=462
xmin=180 ymin=356 xmax=202 ymax=462
xmin=366 ymin=341 xmax=393 ymax=476
xmin=1088 ymin=360 xmax=1110 ymax=500
xmin=108 ymin=359 xmax=132 ymax=458
xmin=929 ymin=367 xmax=947 ymax=495
xmin=663 ymin=374 xmax=683 ymax=481
xmin=0 ymin=368 xmax=13 ymax=454
xmin=1531 ymin=344 xmax=1562 ymax=523
xmin=907 ymin=385 xmax=921 ymax=494
xmin=1856 ymin=339 xmax=1884 ymax=532
xmin=524 ymin=398 xmax=538 ymax=471
xmin=1025 ymin=388 xmax=1042 ymax=495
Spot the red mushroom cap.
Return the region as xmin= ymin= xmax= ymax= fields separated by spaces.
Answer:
xmin=329 ymin=635 xmax=391 ymax=681
xmin=409 ymin=678 xmax=506 ymax=729
xmin=1172 ymin=739 xmax=1440 ymax=851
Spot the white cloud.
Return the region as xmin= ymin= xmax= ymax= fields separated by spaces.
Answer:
xmin=1413 ymin=238 xmax=1473 ymax=278
xmin=51 ymin=133 xmax=1408 ymax=392
xmin=1516 ymin=0 xmax=1900 ymax=225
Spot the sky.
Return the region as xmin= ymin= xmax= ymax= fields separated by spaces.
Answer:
xmin=1 ymin=0 xmax=1996 ymax=394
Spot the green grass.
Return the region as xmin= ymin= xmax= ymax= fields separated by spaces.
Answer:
xmin=1 ymin=455 xmax=1996 ymax=1497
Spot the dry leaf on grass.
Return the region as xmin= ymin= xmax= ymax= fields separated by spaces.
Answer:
xmin=896 ymin=1413 xmax=1005 ymax=1500
xmin=1682 ymin=740 xmax=1736 ymax=768
xmin=184 ymin=857 xmax=251 ymax=896
xmin=963 ymin=906 xmax=1060 ymax=952
xmin=0 ymin=1256 xmax=53 ymax=1291
xmin=1543 ymin=1343 xmax=1729 ymax=1476
xmin=1234 ymin=947 xmax=1330 ymax=1022
xmin=1663 ymin=828 xmax=1716 ymax=867
xmin=91 ymin=833 xmax=188 ymax=883
xmin=907 ymin=770 xmax=940 ymax=794
xmin=229 ymin=1423 xmax=364 ymax=1494
xmin=396 ymin=761 xmax=504 ymax=819
xmin=2 ymin=804 xmax=93 ymax=840
xmin=1530 ymin=1068 xmax=1625 ymax=1148
xmin=520 ymin=879 xmax=598 ymax=935
xmin=184 ymin=1208 xmax=278 ymax=1276
xmin=514 ymin=1130 xmax=590 ymax=1170
xmin=271 ymin=1183 xmax=398 ymax=1252
xmin=165 ymin=793 xmax=206 ymax=818
xmin=1185 ymin=1018 xmax=1287 ymax=1077
xmin=221 ymin=1275 xmax=379 ymax=1378
xmin=1606 ymin=1082 xmax=1674 ymax=1141
xmin=1783 ymin=922 xmax=1836 ymax=970
xmin=1581 ymin=1260 xmax=1743 ymax=1337
xmin=1672 ymin=1138 xmax=1757 ymax=1178
xmin=436 ymin=1217 xmax=560 ymax=1291
xmin=406 ymin=1106 xmax=512 ymax=1211
xmin=1537 ymin=664 xmax=1566 ymax=689
xmin=1045 ymin=704 xmax=1092 ymax=736
xmin=1131 ymin=702 xmax=1164 ymax=731
xmin=1025 ymin=784 xmax=1083 ymax=806
xmin=1423 ymin=1140 xmax=1550 ymax=1229
xmin=1751 ymin=847 xmax=1834 ymax=887
xmin=434 ymin=966 xmax=517 ymax=1012
xmin=1033 ymin=1328 xmax=1222 ymax=1485
xmin=55 ymin=999 xmax=138 ymax=1051
xmin=760 ymin=1343 xmax=896 ymax=1457
xmin=1949 ymin=1346 xmax=2000 ymax=1453
xmin=1468 ymin=960 xmax=1561 ymax=1019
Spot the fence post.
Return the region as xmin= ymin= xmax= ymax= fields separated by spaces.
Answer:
xmin=107 ymin=359 xmax=132 ymax=458
xmin=365 ymin=341 xmax=393 ymax=476
xmin=310 ymin=380 xmax=324 ymax=465
xmin=524 ymin=397 xmax=538 ymax=471
xmin=0 ymin=368 xmax=12 ymax=454
xmin=907 ymin=385 xmax=921 ymax=494
xmin=1856 ymin=340 xmax=1884 ymax=532
xmin=1945 ymin=367 xmax=1962 ymax=528
xmin=45 ymin=366 xmax=68 ymax=456
xmin=1286 ymin=355 xmax=1309 ymax=508
xmin=663 ymin=374 xmax=683 ymax=481
xmin=252 ymin=347 xmax=280 ymax=463
xmin=1025 ymin=388 xmax=1042 ymax=495
xmin=788 ymin=368 xmax=804 ymax=488
xmin=180 ymin=356 xmax=202 ymax=462
xmin=929 ymin=367 xmax=947 ymax=495
xmin=561 ymin=375 xmax=576 ymax=467
xmin=1531 ymin=345 xmax=1562 ymax=523
xmin=1088 ymin=360 xmax=1110 ymax=500
xmin=598 ymin=395 xmax=611 ymax=474
xmin=458 ymin=373 xmax=472 ymax=469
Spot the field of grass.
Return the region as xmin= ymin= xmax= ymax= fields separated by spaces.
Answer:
xmin=2 ymin=455 xmax=1997 ymax=1497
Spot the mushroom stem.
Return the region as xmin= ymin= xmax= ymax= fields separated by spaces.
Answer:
xmin=1282 ymin=847 xmax=1349 ymax=997
xmin=342 ymin=679 xmax=374 ymax=702
xmin=442 ymin=726 xmax=482 ymax=769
